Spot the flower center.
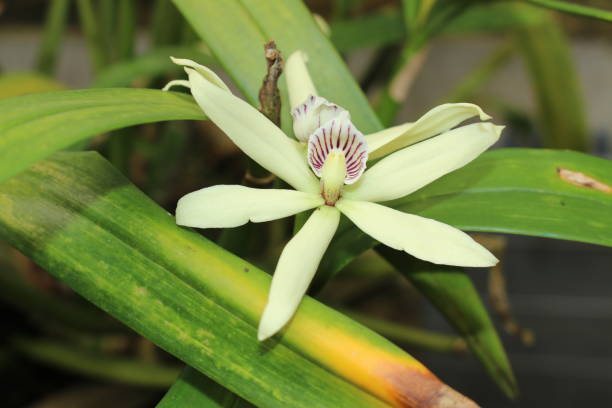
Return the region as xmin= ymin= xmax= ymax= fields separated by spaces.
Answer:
xmin=320 ymin=150 xmax=347 ymax=205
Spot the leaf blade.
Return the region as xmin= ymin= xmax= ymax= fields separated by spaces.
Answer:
xmin=0 ymin=88 xmax=205 ymax=183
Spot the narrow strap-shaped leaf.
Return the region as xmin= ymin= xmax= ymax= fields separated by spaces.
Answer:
xmin=524 ymin=0 xmax=612 ymax=22
xmin=171 ymin=0 xmax=383 ymax=134
xmin=318 ymin=148 xmax=612 ymax=285
xmin=0 ymin=152 xmax=476 ymax=408
xmin=515 ymin=8 xmax=589 ymax=150
xmin=379 ymin=249 xmax=518 ymax=398
xmin=92 ymin=46 xmax=215 ymax=88
xmin=0 ymin=88 xmax=205 ymax=183
xmin=157 ymin=366 xmax=254 ymax=408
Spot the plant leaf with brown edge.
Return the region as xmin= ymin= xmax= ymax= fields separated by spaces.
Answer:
xmin=378 ymin=249 xmax=518 ymax=399
xmin=0 ymin=151 xmax=478 ymax=408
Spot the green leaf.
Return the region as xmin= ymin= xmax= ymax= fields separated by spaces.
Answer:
xmin=0 ymin=88 xmax=205 ymax=183
xmin=379 ymin=250 xmax=518 ymax=398
xmin=13 ymin=337 xmax=181 ymax=387
xmin=158 ymin=367 xmax=254 ymax=408
xmin=524 ymin=0 xmax=612 ymax=22
xmin=92 ymin=46 xmax=215 ymax=88
xmin=330 ymin=12 xmax=404 ymax=52
xmin=320 ymin=148 xmax=612 ymax=281
xmin=172 ymin=0 xmax=382 ymax=134
xmin=0 ymin=152 xmax=471 ymax=407
xmin=515 ymin=8 xmax=589 ymax=150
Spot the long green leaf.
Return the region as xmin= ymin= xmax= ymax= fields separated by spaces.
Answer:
xmin=92 ymin=46 xmax=215 ymax=88
xmin=0 ymin=152 xmax=475 ymax=408
xmin=319 ymin=148 xmax=612 ymax=282
xmin=13 ymin=337 xmax=181 ymax=387
xmin=158 ymin=367 xmax=254 ymax=408
xmin=515 ymin=8 xmax=589 ymax=150
xmin=524 ymin=0 xmax=612 ymax=22
xmin=172 ymin=0 xmax=382 ymax=134
xmin=379 ymin=251 xmax=517 ymax=398
xmin=0 ymin=89 xmax=204 ymax=183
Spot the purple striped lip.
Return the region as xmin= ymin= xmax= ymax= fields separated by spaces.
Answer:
xmin=307 ymin=115 xmax=368 ymax=184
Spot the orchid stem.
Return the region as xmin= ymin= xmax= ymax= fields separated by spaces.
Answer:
xmin=36 ymin=0 xmax=70 ymax=75
xmin=76 ymin=0 xmax=107 ymax=72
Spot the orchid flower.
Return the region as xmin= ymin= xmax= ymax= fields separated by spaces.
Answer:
xmin=164 ymin=51 xmax=503 ymax=341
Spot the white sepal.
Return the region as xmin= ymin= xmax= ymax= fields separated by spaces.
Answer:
xmin=367 ymin=103 xmax=492 ymax=159
xmin=176 ymin=185 xmax=324 ymax=228
xmin=183 ymin=65 xmax=320 ymax=193
xmin=285 ymin=51 xmax=318 ymax=111
xmin=345 ymin=122 xmax=503 ymax=202
xmin=258 ymin=206 xmax=340 ymax=341
xmin=336 ymin=199 xmax=498 ymax=267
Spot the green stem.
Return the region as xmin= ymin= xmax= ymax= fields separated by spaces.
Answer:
xmin=524 ymin=0 xmax=612 ymax=22
xmin=117 ymin=0 xmax=136 ymax=60
xmin=99 ymin=0 xmax=116 ymax=61
xmin=343 ymin=311 xmax=467 ymax=353
xmin=152 ymin=0 xmax=182 ymax=46
xmin=36 ymin=0 xmax=70 ymax=75
xmin=76 ymin=0 xmax=107 ymax=72
xmin=13 ymin=337 xmax=181 ymax=387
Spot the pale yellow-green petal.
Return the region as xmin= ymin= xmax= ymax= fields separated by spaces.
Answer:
xmin=336 ymin=199 xmax=498 ymax=267
xmin=170 ymin=57 xmax=230 ymax=92
xmin=367 ymin=103 xmax=491 ymax=160
xmin=258 ymin=206 xmax=340 ymax=341
xmin=345 ymin=122 xmax=503 ymax=202
xmin=285 ymin=50 xmax=318 ymax=110
xmin=176 ymin=185 xmax=324 ymax=228
xmin=184 ymin=67 xmax=319 ymax=193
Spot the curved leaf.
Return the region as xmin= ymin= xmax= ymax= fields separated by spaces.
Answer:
xmin=158 ymin=366 xmax=254 ymax=408
xmin=92 ymin=46 xmax=216 ymax=88
xmin=319 ymin=148 xmax=612 ymax=280
xmin=0 ymin=88 xmax=205 ymax=183
xmin=379 ymin=251 xmax=518 ymax=398
xmin=0 ymin=152 xmax=476 ymax=408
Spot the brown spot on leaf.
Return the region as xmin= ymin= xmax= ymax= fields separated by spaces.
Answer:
xmin=383 ymin=366 xmax=479 ymax=408
xmin=557 ymin=167 xmax=612 ymax=194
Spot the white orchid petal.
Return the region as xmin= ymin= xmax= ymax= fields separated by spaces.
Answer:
xmin=170 ymin=57 xmax=230 ymax=92
xmin=292 ymin=95 xmax=348 ymax=142
xmin=285 ymin=51 xmax=318 ymax=111
xmin=183 ymin=67 xmax=319 ymax=193
xmin=175 ymin=185 xmax=323 ymax=229
xmin=367 ymin=103 xmax=492 ymax=159
xmin=336 ymin=200 xmax=498 ymax=267
xmin=345 ymin=122 xmax=503 ymax=202
xmin=366 ymin=122 xmax=413 ymax=154
xmin=258 ymin=206 xmax=340 ymax=341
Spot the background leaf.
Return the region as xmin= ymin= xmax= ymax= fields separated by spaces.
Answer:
xmin=379 ymin=250 xmax=518 ymax=398
xmin=0 ymin=89 xmax=204 ymax=183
